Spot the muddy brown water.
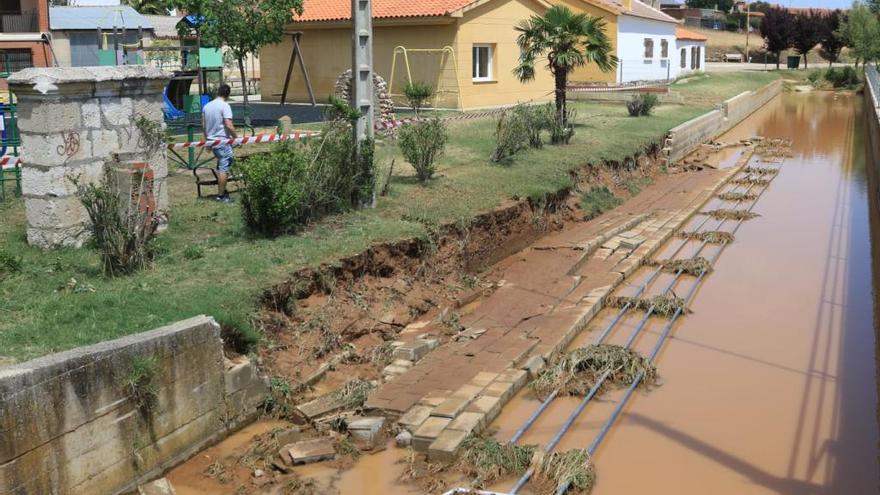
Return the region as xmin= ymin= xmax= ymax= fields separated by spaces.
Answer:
xmin=168 ymin=92 xmax=880 ymax=494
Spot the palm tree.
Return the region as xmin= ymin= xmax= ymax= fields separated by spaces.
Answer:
xmin=122 ymin=0 xmax=168 ymax=15
xmin=514 ymin=5 xmax=616 ymax=130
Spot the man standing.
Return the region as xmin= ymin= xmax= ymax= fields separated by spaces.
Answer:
xmin=202 ymin=83 xmax=237 ymax=203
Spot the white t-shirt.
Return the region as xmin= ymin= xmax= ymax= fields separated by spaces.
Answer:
xmin=203 ymin=98 xmax=233 ymax=140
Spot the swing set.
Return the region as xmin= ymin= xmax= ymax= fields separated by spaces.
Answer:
xmin=389 ymin=45 xmax=462 ymax=109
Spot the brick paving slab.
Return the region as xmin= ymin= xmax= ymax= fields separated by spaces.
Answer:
xmin=366 ymin=152 xmax=753 ymax=415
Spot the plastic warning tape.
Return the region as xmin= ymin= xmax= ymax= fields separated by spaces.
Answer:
xmin=0 ymin=155 xmax=19 ymax=169
xmin=167 ymin=131 xmax=322 ymax=150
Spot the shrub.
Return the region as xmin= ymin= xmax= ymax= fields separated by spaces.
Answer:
xmin=825 ymin=66 xmax=860 ymax=88
xmin=398 ymin=118 xmax=448 ymax=183
xmin=517 ymin=103 xmax=555 ymax=148
xmin=403 ymin=81 xmax=433 ymax=117
xmin=580 ymin=186 xmax=621 ymax=219
xmin=239 ymin=141 xmax=309 ymax=237
xmin=490 ymin=110 xmax=529 ymax=163
xmin=75 ymin=168 xmax=158 ymax=276
xmin=549 ymin=108 xmax=576 ymax=145
xmin=808 ymin=69 xmax=823 ymax=86
xmin=124 ymin=356 xmax=159 ymax=412
xmin=627 ymin=93 xmax=659 ymax=117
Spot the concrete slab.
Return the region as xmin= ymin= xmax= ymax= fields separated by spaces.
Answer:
xmin=413 ymin=417 xmax=452 ymax=452
xmin=447 ymin=411 xmax=485 ymax=434
xmin=398 ymin=405 xmax=433 ymax=430
xmin=431 ymin=396 xmax=471 ymax=419
xmin=428 ymin=429 xmax=469 ymax=462
xmin=285 ymin=438 xmax=336 ymax=464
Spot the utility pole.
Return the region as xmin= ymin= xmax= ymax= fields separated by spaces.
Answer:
xmin=744 ymin=1 xmax=751 ymax=64
xmin=351 ymin=0 xmax=374 ymax=144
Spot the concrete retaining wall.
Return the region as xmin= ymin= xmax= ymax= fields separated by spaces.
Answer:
xmin=0 ymin=316 xmax=267 ymax=495
xmin=665 ymin=78 xmax=783 ymax=163
xmin=567 ymin=89 xmax=686 ymax=105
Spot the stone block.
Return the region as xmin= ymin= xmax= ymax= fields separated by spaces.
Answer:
xmin=470 ymin=371 xmax=499 ymax=388
xmin=447 ymin=411 xmax=485 ymax=434
xmin=295 ymin=394 xmax=346 ymax=421
xmin=81 ymin=98 xmax=102 ymax=128
xmin=19 ymin=131 xmax=91 ymax=167
xmin=90 ymin=128 xmax=123 ymax=160
xmin=347 ymin=416 xmax=386 ymax=450
xmin=496 ymin=369 xmax=528 ymax=390
xmin=466 ymin=395 xmax=503 ymax=424
xmin=412 ymin=417 xmax=451 ymax=452
xmin=284 ymin=438 xmax=336 ymax=464
xmin=100 ymin=97 xmax=134 ymax=127
xmin=24 ymin=196 xmax=87 ymax=230
xmin=482 ymin=380 xmax=515 ymax=402
xmin=17 ymin=100 xmax=83 ymax=133
xmin=431 ymin=396 xmax=470 ymax=419
xmin=224 ymin=358 xmax=264 ymax=396
xmin=26 ymin=225 xmax=89 ymax=248
xmin=522 ymin=356 xmax=546 ymax=378
xmin=418 ymin=392 xmax=449 ymax=407
xmin=398 ymin=404 xmax=433 ymax=430
xmin=137 ymin=478 xmax=176 ymax=495
xmin=427 ymin=429 xmax=469 ymax=462
xmin=392 ymin=341 xmax=431 ymax=362
xmin=21 ymin=160 xmax=103 ymax=197
xmin=451 ymin=383 xmax=484 ymax=400
xmin=390 ymin=359 xmax=413 ymax=369
xmin=382 ymin=363 xmax=409 ymax=377
xmin=132 ymin=97 xmax=165 ymax=122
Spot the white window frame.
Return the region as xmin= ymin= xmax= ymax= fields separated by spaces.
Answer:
xmin=472 ymin=44 xmax=494 ymax=82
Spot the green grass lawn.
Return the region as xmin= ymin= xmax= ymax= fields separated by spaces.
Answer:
xmin=0 ymin=72 xmax=779 ymax=361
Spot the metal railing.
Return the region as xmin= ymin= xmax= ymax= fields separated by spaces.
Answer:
xmin=0 ymin=10 xmax=38 ymax=33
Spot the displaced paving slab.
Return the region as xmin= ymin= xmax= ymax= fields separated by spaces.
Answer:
xmin=285 ymin=438 xmax=336 ymax=465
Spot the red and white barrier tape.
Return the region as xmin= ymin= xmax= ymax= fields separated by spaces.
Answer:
xmin=567 ymin=83 xmax=662 ymax=93
xmin=168 ymin=131 xmax=322 ymax=150
xmin=0 ymin=155 xmax=19 ymax=169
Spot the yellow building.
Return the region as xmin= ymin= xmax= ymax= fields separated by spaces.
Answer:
xmin=259 ymin=0 xmax=674 ymax=110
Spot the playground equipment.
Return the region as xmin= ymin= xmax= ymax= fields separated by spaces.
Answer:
xmin=389 ymin=46 xmax=462 ymax=109
xmin=0 ymin=54 xmax=21 ymax=202
xmin=278 ymin=31 xmax=316 ymax=106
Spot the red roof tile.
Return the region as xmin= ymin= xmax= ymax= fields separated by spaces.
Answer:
xmin=676 ymin=26 xmax=707 ymax=41
xmin=294 ymin=0 xmax=479 ymax=22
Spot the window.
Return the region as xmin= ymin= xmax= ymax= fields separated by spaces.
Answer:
xmin=472 ymin=44 xmax=493 ymax=81
xmin=0 ymin=0 xmax=20 ymax=14
xmin=643 ymin=38 xmax=654 ymax=60
xmin=0 ymin=48 xmax=31 ymax=72
xmin=691 ymin=46 xmax=697 ymax=70
xmin=661 ymin=39 xmax=669 ymax=59
xmin=680 ymin=48 xmax=687 ymax=69
xmin=696 ymin=47 xmax=701 ymax=69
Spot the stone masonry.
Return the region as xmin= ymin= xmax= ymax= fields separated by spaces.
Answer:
xmin=8 ymin=65 xmax=171 ymax=248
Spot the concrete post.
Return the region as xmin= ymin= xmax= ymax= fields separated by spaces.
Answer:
xmin=8 ymin=65 xmax=170 ymax=248
xmin=351 ymin=0 xmax=374 ymax=141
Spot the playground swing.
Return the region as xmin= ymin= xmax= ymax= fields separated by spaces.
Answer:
xmin=389 ymin=46 xmax=462 ymax=110
xmin=278 ymin=31 xmax=316 ymax=106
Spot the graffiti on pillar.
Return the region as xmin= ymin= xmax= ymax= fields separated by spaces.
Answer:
xmin=56 ymin=131 xmax=81 ymax=160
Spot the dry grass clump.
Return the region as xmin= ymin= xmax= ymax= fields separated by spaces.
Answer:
xmin=610 ymin=294 xmax=689 ymax=318
xmin=717 ymin=191 xmax=757 ymax=202
xmin=743 ymin=166 xmax=779 ymax=176
xmin=398 ymin=449 xmax=449 ymax=494
xmin=704 ymin=209 xmax=759 ymax=221
xmin=647 ymin=256 xmax=712 ymax=276
xmin=334 ymin=378 xmax=375 ymax=409
xmin=535 ymin=450 xmax=596 ymax=494
xmin=731 ymin=177 xmax=771 ymax=187
xmin=456 ymin=436 xmax=537 ymax=488
xmin=755 ymin=138 xmax=793 ymax=158
xmin=678 ymin=231 xmax=735 ymax=244
xmin=531 ymin=344 xmax=657 ymax=398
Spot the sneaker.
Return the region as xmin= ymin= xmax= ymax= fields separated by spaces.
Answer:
xmin=215 ymin=193 xmax=234 ymax=204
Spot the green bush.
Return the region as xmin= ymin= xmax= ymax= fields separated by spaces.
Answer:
xmin=580 ymin=186 xmax=622 ymax=219
xmin=490 ymin=111 xmax=529 ymax=163
xmin=825 ymin=66 xmax=860 ymax=88
xmin=398 ymin=118 xmax=448 ymax=183
xmin=549 ymin=108 xmax=575 ymax=145
xmin=517 ymin=103 xmax=555 ymax=148
xmin=74 ymin=169 xmax=158 ymax=276
xmin=626 ymin=93 xmax=659 ymax=117
xmin=403 ymin=81 xmax=433 ymax=117
xmin=808 ymin=69 xmax=823 ymax=86
xmin=239 ymin=141 xmax=309 ymax=237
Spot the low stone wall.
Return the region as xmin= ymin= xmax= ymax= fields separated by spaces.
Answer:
xmin=567 ymin=89 xmax=686 ymax=105
xmin=0 ymin=316 xmax=267 ymax=495
xmin=9 ymin=66 xmax=171 ymax=249
xmin=664 ymin=78 xmax=782 ymax=163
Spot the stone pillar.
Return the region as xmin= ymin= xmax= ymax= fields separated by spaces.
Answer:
xmin=8 ymin=66 xmax=170 ymax=248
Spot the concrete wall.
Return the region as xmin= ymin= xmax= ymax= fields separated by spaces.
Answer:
xmin=665 ymin=78 xmax=782 ymax=163
xmin=0 ymin=316 xmax=267 ymax=495
xmin=9 ymin=65 xmax=170 ymax=248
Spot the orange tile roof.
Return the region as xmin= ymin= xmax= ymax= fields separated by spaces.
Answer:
xmin=294 ymin=0 xmax=479 ymax=22
xmin=676 ymin=26 xmax=707 ymax=41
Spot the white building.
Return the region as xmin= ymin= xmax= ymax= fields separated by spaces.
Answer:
xmin=614 ymin=1 xmax=680 ymax=83
xmin=674 ymin=26 xmax=707 ymax=77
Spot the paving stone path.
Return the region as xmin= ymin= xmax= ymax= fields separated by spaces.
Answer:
xmin=366 ymin=150 xmax=753 ymax=459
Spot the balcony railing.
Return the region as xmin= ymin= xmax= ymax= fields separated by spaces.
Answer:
xmin=0 ymin=10 xmax=38 ymax=33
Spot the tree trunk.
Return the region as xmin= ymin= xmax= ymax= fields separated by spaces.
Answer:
xmin=775 ymin=52 xmax=780 ymax=70
xmin=237 ymin=56 xmax=250 ymax=126
xmin=554 ymin=68 xmax=567 ymax=127
xmin=802 ymin=53 xmax=808 ymax=69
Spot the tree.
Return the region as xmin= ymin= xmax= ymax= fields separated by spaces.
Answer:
xmin=514 ymin=5 xmax=616 ymax=135
xmin=751 ymin=1 xmax=772 ymax=14
xmin=122 ymin=0 xmax=167 ymax=15
xmin=791 ymin=11 xmax=822 ymax=69
xmin=841 ymin=1 xmax=880 ymax=67
xmin=167 ymin=0 xmax=303 ymax=112
xmin=818 ymin=10 xmax=846 ymax=67
xmin=760 ymin=7 xmax=794 ymax=69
